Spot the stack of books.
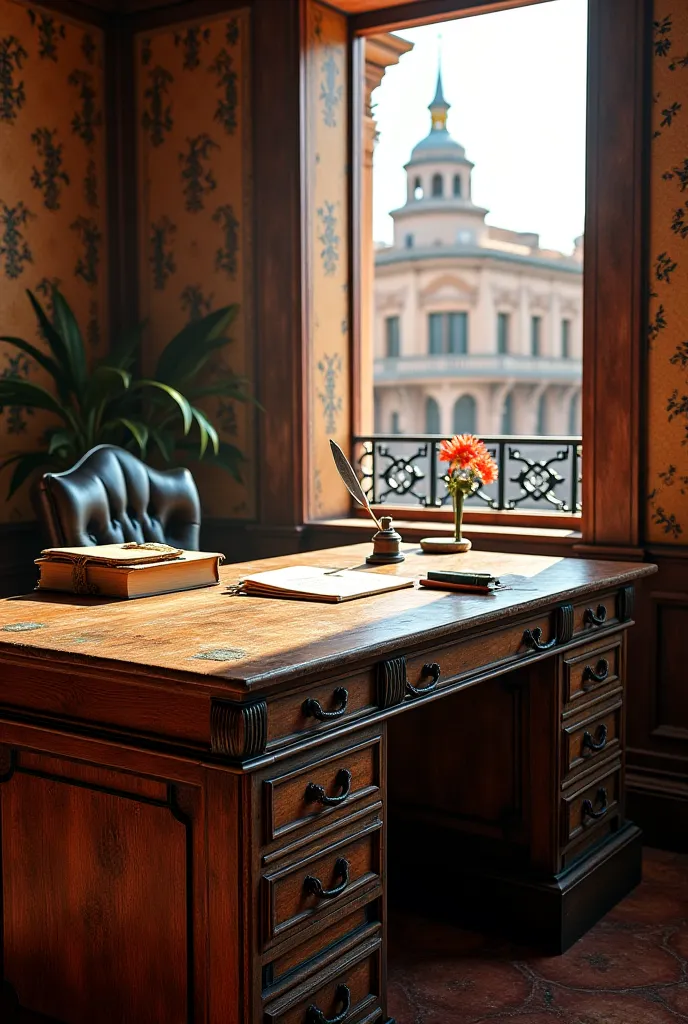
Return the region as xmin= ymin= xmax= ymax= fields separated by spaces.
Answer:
xmin=35 ymin=543 xmax=224 ymax=599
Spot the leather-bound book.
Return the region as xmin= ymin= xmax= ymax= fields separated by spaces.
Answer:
xmin=35 ymin=543 xmax=224 ymax=599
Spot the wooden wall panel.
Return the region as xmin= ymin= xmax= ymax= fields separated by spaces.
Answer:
xmin=135 ymin=7 xmax=255 ymax=520
xmin=0 ymin=0 xmax=109 ymax=523
xmin=305 ymin=0 xmax=350 ymax=520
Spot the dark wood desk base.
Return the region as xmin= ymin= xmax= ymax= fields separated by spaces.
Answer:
xmin=0 ymin=547 xmax=656 ymax=1023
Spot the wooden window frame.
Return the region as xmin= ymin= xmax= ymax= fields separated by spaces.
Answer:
xmin=345 ymin=0 xmax=649 ymax=549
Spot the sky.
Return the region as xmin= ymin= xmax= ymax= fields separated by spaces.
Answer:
xmin=371 ymin=0 xmax=588 ymax=254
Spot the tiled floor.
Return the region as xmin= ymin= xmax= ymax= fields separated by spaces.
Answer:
xmin=387 ymin=848 xmax=688 ymax=1023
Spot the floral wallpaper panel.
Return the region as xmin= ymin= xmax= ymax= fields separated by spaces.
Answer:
xmin=0 ymin=0 xmax=108 ymax=523
xmin=136 ymin=9 xmax=254 ymax=520
xmin=306 ymin=0 xmax=350 ymax=519
xmin=647 ymin=3 xmax=688 ymax=544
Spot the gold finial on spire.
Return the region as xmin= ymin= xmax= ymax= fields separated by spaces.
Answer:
xmin=429 ymin=34 xmax=449 ymax=132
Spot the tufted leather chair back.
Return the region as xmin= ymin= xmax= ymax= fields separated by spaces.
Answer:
xmin=37 ymin=445 xmax=201 ymax=550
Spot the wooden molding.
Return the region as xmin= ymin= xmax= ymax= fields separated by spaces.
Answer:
xmin=210 ymin=699 xmax=268 ymax=760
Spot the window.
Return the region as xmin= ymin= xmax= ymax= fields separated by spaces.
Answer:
xmin=413 ymin=177 xmax=423 ymax=200
xmin=562 ymin=318 xmax=571 ymax=358
xmin=431 ymin=173 xmax=443 ymax=197
xmin=385 ymin=315 xmax=400 ymax=357
xmin=501 ymin=392 xmax=513 ymax=434
xmin=428 ymin=312 xmax=468 ymax=354
xmin=536 ymin=393 xmax=547 ymax=434
xmin=531 ymin=315 xmax=542 ymax=356
xmin=404 ymin=233 xmax=414 ymax=249
xmin=453 ymin=394 xmax=476 ymax=433
xmin=425 ymin=396 xmax=441 ymax=433
xmin=569 ymin=393 xmax=579 ymax=434
xmin=391 ymin=411 xmax=401 ymax=433
xmin=453 ymin=174 xmax=462 ymax=197
xmin=497 ymin=312 xmax=509 ymax=355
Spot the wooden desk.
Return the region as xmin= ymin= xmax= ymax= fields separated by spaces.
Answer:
xmin=0 ymin=545 xmax=656 ymax=1024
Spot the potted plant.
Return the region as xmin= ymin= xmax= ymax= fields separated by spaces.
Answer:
xmin=0 ymin=286 xmax=249 ymax=497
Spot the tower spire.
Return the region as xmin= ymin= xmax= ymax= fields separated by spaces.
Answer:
xmin=429 ymin=38 xmax=449 ymax=132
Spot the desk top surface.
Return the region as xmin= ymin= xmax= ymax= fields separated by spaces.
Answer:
xmin=0 ymin=545 xmax=655 ymax=694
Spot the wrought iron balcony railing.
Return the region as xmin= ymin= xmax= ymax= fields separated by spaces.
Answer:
xmin=353 ymin=434 xmax=582 ymax=514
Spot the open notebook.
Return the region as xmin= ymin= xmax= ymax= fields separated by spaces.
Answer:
xmin=236 ymin=565 xmax=415 ymax=603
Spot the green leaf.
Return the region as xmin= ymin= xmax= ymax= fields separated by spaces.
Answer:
xmin=0 ymin=451 xmax=56 ymax=499
xmin=0 ymin=335 xmax=65 ymax=386
xmin=25 ymin=290 xmax=73 ymax=396
xmin=155 ymin=305 xmax=238 ymax=384
xmin=84 ymin=365 xmax=131 ymax=413
xmin=133 ymin=379 xmax=193 ymax=434
xmin=191 ymin=406 xmax=220 ymax=458
xmin=0 ymin=378 xmax=72 ymax=422
xmin=107 ymin=322 xmax=145 ymax=372
xmin=52 ymin=288 xmax=87 ymax=391
xmin=47 ymin=428 xmax=76 ymax=457
xmin=117 ymin=418 xmax=149 ymax=454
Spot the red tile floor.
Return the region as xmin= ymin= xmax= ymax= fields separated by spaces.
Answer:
xmin=387 ymin=849 xmax=688 ymax=1024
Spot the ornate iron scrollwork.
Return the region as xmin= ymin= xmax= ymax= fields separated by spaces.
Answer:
xmin=302 ymin=687 xmax=349 ymax=721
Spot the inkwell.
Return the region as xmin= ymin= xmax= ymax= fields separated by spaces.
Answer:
xmin=329 ymin=440 xmax=405 ymax=564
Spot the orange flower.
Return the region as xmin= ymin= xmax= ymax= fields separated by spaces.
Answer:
xmin=473 ymin=450 xmax=498 ymax=485
xmin=438 ymin=434 xmax=487 ymax=470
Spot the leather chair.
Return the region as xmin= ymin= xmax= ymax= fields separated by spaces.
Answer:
xmin=37 ymin=445 xmax=201 ymax=550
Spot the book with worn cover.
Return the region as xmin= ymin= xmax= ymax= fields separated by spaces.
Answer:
xmin=35 ymin=543 xmax=224 ymax=599
xmin=236 ymin=565 xmax=415 ymax=603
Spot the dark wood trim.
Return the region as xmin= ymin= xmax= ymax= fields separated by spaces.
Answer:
xmin=349 ymin=30 xmax=365 ymax=439
xmin=582 ymin=0 xmax=651 ymax=552
xmin=350 ymin=0 xmax=548 ymax=35
xmin=128 ymin=0 xmax=254 ymax=32
xmin=14 ymin=0 xmax=111 ymax=27
xmin=353 ymin=505 xmax=582 ymax=531
xmin=253 ymin=0 xmax=307 ymax=527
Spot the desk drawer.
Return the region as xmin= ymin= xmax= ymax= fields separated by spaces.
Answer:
xmin=561 ymin=761 xmax=620 ymax=851
xmin=263 ymin=738 xmax=381 ymax=846
xmin=263 ymin=936 xmax=382 ymax=1024
xmin=267 ymin=673 xmax=377 ymax=748
xmin=262 ymin=818 xmax=382 ymax=946
xmin=562 ymin=635 xmax=623 ymax=711
xmin=572 ymin=592 xmax=620 ymax=636
xmin=562 ymin=699 xmax=622 ymax=785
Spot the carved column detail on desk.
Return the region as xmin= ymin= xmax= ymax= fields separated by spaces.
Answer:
xmin=617 ymin=585 xmax=634 ymax=622
xmin=377 ymin=656 xmax=407 ymax=708
xmin=210 ymin=699 xmax=268 ymax=759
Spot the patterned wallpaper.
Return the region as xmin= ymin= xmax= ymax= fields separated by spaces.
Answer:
xmin=305 ymin=0 xmax=350 ymax=519
xmin=0 ymin=0 xmax=108 ymax=524
xmin=648 ymin=3 xmax=688 ymax=545
xmin=136 ymin=8 xmax=254 ymax=520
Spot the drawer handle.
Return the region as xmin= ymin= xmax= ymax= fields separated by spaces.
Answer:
xmin=522 ymin=626 xmax=557 ymax=652
xmin=584 ymin=604 xmax=608 ymax=627
xmin=582 ymin=786 xmax=608 ymax=823
xmin=305 ymin=768 xmax=353 ymax=806
xmin=582 ymin=659 xmax=610 ymax=687
xmin=306 ymin=984 xmax=351 ymax=1024
xmin=406 ymin=662 xmax=441 ymax=697
xmin=303 ymin=687 xmax=349 ymax=721
xmin=582 ymin=724 xmax=608 ymax=754
xmin=304 ymin=857 xmax=350 ymax=900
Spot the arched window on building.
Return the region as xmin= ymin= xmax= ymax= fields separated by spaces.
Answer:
xmin=536 ymin=393 xmax=547 ymax=435
xmin=453 ymin=174 xmax=462 ymax=197
xmin=391 ymin=411 xmax=401 ymax=434
xmin=501 ymin=392 xmax=513 ymax=434
xmin=425 ymin=396 xmax=441 ymax=434
xmin=431 ymin=173 xmax=443 ymax=198
xmin=413 ymin=177 xmax=423 ymax=200
xmin=453 ymin=394 xmax=476 ymax=434
xmin=569 ymin=393 xmax=580 ymax=434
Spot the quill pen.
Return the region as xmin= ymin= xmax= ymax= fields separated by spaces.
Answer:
xmin=329 ymin=440 xmax=383 ymax=530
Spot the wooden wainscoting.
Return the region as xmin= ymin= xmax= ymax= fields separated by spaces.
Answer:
xmin=626 ymin=548 xmax=688 ymax=851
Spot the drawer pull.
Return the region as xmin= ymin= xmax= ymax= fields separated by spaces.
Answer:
xmin=582 ymin=786 xmax=608 ymax=823
xmin=582 ymin=659 xmax=610 ymax=687
xmin=582 ymin=724 xmax=608 ymax=754
xmin=406 ymin=661 xmax=441 ymax=697
xmin=304 ymin=857 xmax=350 ymax=900
xmin=302 ymin=687 xmax=348 ymax=721
xmin=305 ymin=768 xmax=353 ymax=806
xmin=522 ymin=626 xmax=556 ymax=652
xmin=306 ymin=984 xmax=351 ymax=1024
xmin=584 ymin=604 xmax=608 ymax=627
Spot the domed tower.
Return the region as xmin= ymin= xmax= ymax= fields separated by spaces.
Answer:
xmin=390 ymin=65 xmax=488 ymax=250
